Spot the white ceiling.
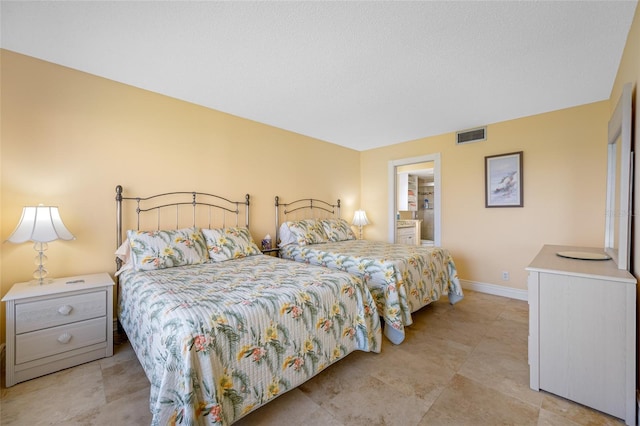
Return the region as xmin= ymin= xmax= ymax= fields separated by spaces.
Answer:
xmin=1 ymin=1 xmax=637 ymax=151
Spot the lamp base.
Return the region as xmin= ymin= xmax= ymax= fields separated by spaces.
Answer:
xmin=32 ymin=242 xmax=51 ymax=285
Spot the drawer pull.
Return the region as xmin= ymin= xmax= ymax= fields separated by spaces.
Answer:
xmin=57 ymin=305 xmax=73 ymax=315
xmin=57 ymin=333 xmax=72 ymax=344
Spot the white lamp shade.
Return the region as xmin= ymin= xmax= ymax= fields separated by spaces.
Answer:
xmin=7 ymin=206 xmax=75 ymax=243
xmin=352 ymin=210 xmax=370 ymax=226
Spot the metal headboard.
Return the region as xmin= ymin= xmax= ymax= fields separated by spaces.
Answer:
xmin=115 ymin=185 xmax=250 ymax=271
xmin=274 ymin=196 xmax=340 ymax=244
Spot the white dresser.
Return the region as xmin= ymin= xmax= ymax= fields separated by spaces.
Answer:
xmin=526 ymin=245 xmax=636 ymax=425
xmin=2 ymin=273 xmax=114 ymax=387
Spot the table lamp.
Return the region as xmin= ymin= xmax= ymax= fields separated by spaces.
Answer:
xmin=352 ymin=210 xmax=369 ymax=240
xmin=6 ymin=205 xmax=75 ymax=284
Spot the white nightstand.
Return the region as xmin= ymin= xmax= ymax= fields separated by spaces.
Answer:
xmin=2 ymin=273 xmax=114 ymax=387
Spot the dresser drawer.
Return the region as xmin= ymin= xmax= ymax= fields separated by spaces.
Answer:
xmin=16 ymin=317 xmax=107 ymax=364
xmin=15 ymin=291 xmax=106 ymax=334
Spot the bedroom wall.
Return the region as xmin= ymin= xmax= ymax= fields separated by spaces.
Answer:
xmin=2 ymin=7 xmax=637 ymax=348
xmin=608 ymin=0 xmax=640 ymax=404
xmin=360 ymin=100 xmax=610 ymax=293
xmin=0 ymin=49 xmax=362 ymax=345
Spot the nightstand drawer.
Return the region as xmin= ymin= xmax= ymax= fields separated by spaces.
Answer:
xmin=16 ymin=317 xmax=107 ymax=364
xmin=15 ymin=291 xmax=106 ymax=334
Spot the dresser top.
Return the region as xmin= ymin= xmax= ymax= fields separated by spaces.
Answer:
xmin=2 ymin=272 xmax=114 ymax=301
xmin=526 ymin=245 xmax=636 ymax=284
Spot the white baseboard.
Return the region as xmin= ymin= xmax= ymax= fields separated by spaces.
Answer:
xmin=460 ymin=279 xmax=528 ymax=301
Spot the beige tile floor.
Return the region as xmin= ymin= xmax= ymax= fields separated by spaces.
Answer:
xmin=0 ymin=290 xmax=625 ymax=425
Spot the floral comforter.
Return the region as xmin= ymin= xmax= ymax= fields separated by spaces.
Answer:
xmin=279 ymin=240 xmax=464 ymax=344
xmin=118 ymin=255 xmax=381 ymax=426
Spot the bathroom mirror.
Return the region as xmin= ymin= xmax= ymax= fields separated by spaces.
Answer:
xmin=604 ymin=82 xmax=632 ymax=270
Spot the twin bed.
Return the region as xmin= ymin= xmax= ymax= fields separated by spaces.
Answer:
xmin=275 ymin=197 xmax=464 ymax=345
xmin=115 ymin=187 xmax=462 ymax=425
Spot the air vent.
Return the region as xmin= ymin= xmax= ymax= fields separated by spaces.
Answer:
xmin=456 ymin=127 xmax=487 ymax=145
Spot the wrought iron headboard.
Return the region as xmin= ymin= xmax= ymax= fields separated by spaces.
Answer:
xmin=115 ymin=185 xmax=250 ymax=271
xmin=274 ymin=196 xmax=340 ymax=244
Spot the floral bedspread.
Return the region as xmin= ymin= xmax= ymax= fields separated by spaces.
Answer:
xmin=279 ymin=240 xmax=464 ymax=344
xmin=118 ymin=255 xmax=381 ymax=426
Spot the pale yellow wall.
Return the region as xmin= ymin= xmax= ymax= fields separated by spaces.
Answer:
xmin=397 ymin=162 xmax=433 ymax=174
xmin=361 ymin=101 xmax=609 ymax=291
xmin=2 ymin=5 xmax=637 ymax=350
xmin=609 ymin=1 xmax=640 ymax=394
xmin=0 ymin=50 xmax=361 ymax=344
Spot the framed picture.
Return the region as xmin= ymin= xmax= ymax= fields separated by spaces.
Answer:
xmin=485 ymin=151 xmax=523 ymax=207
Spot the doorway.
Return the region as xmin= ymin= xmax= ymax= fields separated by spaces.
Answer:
xmin=388 ymin=153 xmax=441 ymax=246
xmin=397 ymin=162 xmax=434 ymax=245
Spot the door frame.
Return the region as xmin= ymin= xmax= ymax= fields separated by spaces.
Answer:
xmin=387 ymin=153 xmax=441 ymax=245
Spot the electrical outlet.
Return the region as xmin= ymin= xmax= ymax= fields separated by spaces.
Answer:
xmin=502 ymin=271 xmax=509 ymax=281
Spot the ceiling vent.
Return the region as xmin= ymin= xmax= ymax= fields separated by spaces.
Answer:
xmin=456 ymin=127 xmax=487 ymax=145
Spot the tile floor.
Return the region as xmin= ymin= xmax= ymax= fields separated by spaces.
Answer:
xmin=0 ymin=290 xmax=625 ymax=425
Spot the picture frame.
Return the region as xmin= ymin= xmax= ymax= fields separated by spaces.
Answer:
xmin=485 ymin=151 xmax=523 ymax=208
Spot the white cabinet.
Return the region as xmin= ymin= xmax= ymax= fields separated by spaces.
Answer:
xmin=396 ymin=221 xmax=421 ymax=246
xmin=397 ymin=173 xmax=418 ymax=211
xmin=396 ymin=227 xmax=416 ymax=245
xmin=526 ymin=245 xmax=636 ymax=425
xmin=2 ymin=273 xmax=114 ymax=387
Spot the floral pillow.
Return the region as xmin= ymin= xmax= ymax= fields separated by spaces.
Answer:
xmin=281 ymin=219 xmax=328 ymax=246
xmin=127 ymin=227 xmax=209 ymax=271
xmin=321 ymin=218 xmax=356 ymax=242
xmin=201 ymin=227 xmax=261 ymax=262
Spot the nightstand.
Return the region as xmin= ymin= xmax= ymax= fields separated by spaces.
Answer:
xmin=2 ymin=273 xmax=114 ymax=387
xmin=261 ymin=248 xmax=280 ymax=257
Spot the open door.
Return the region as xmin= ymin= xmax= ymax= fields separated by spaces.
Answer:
xmin=388 ymin=153 xmax=441 ymax=246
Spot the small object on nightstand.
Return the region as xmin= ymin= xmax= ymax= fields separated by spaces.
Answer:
xmin=261 ymin=234 xmax=272 ymax=250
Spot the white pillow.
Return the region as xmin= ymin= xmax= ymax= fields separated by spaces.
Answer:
xmin=114 ymin=239 xmax=132 ymax=276
xmin=115 ymin=239 xmax=131 ymax=262
xmin=278 ymin=222 xmax=296 ymax=247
